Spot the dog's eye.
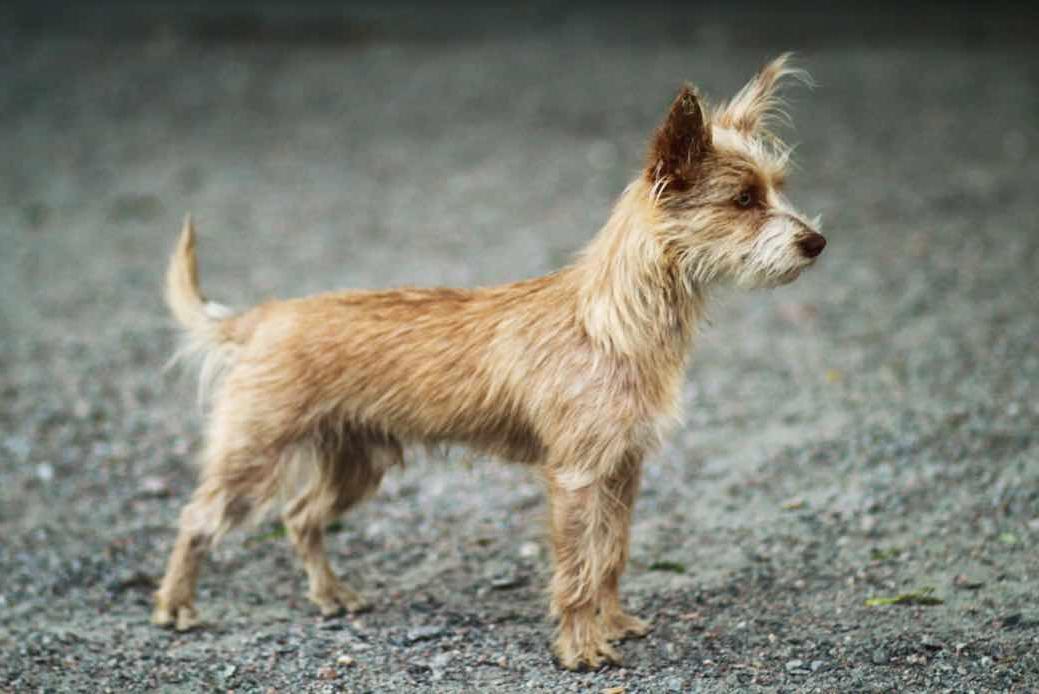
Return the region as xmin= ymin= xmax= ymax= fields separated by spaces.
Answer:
xmin=735 ymin=190 xmax=754 ymax=208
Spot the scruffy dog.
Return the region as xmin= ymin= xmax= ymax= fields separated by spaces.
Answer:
xmin=153 ymin=54 xmax=825 ymax=670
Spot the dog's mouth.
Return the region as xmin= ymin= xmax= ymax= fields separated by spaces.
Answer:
xmin=777 ymin=256 xmax=821 ymax=285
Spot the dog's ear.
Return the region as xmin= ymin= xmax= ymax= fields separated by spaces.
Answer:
xmin=646 ymin=85 xmax=711 ymax=192
xmin=716 ymin=53 xmax=810 ymax=135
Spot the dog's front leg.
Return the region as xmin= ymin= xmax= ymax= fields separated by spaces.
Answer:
xmin=546 ymin=450 xmax=643 ymax=670
xmin=599 ymin=458 xmax=652 ymax=643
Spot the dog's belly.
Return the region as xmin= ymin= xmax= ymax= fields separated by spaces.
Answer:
xmin=393 ymin=409 xmax=547 ymax=465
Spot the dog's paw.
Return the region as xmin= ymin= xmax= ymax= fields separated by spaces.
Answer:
xmin=309 ymin=581 xmax=370 ymax=617
xmin=553 ymin=631 xmax=622 ymax=671
xmin=603 ymin=611 xmax=651 ymax=642
xmin=152 ymin=599 xmax=200 ymax=632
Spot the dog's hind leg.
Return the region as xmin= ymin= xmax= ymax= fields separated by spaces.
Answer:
xmin=281 ymin=433 xmax=399 ymax=616
xmin=153 ymin=440 xmax=281 ymax=631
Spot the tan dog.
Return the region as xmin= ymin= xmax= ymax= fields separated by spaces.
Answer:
xmin=153 ymin=54 xmax=825 ymax=670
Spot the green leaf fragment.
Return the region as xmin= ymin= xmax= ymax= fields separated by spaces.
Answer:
xmin=245 ymin=523 xmax=287 ymax=546
xmin=649 ymin=560 xmax=687 ymax=574
xmin=869 ymin=547 xmax=902 ymax=561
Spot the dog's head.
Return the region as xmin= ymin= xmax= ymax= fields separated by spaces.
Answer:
xmin=645 ymin=54 xmax=824 ymax=289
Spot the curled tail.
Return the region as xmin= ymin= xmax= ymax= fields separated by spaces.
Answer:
xmin=166 ymin=215 xmax=240 ymax=405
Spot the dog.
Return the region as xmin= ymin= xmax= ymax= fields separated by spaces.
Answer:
xmin=152 ymin=54 xmax=825 ymax=670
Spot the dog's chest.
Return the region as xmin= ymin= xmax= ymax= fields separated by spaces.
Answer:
xmin=596 ymin=351 xmax=687 ymax=453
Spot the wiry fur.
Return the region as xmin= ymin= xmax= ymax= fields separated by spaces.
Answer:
xmin=152 ymin=55 xmax=826 ymax=670
xmin=714 ymin=52 xmax=813 ymax=142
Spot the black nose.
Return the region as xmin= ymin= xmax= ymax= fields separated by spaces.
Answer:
xmin=798 ymin=233 xmax=826 ymax=258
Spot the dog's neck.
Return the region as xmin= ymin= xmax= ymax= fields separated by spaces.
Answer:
xmin=570 ymin=178 xmax=706 ymax=361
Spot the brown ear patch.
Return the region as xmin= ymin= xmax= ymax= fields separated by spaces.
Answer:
xmin=646 ymin=85 xmax=711 ymax=192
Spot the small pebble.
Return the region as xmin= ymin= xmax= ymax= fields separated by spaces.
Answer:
xmin=1000 ymin=613 xmax=1022 ymax=628
xmin=920 ymin=635 xmax=943 ymax=650
xmin=785 ymin=659 xmax=804 ymax=672
xmin=952 ymin=574 xmax=984 ymax=590
xmin=430 ymin=652 xmax=453 ymax=669
xmin=490 ymin=573 xmax=523 ymax=590
xmin=138 ymin=476 xmax=170 ymax=497
xmin=36 ymin=462 xmax=55 ymax=482
xmin=406 ymin=625 xmax=446 ymax=644
xmin=518 ymin=541 xmax=541 ymax=559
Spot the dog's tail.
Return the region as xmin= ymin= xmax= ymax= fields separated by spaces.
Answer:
xmin=166 ymin=214 xmax=242 ymax=406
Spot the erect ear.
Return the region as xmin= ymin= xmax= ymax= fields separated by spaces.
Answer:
xmin=716 ymin=52 xmax=810 ymax=135
xmin=646 ymin=85 xmax=711 ymax=191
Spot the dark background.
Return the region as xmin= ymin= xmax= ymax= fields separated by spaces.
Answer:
xmin=2 ymin=2 xmax=1038 ymax=691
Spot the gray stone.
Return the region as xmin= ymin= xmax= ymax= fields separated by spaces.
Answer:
xmin=406 ymin=625 xmax=446 ymax=644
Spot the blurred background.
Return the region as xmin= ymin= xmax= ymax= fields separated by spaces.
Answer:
xmin=1 ymin=2 xmax=1037 ymax=691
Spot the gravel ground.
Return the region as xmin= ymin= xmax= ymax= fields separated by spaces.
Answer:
xmin=2 ymin=2 xmax=1038 ymax=692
